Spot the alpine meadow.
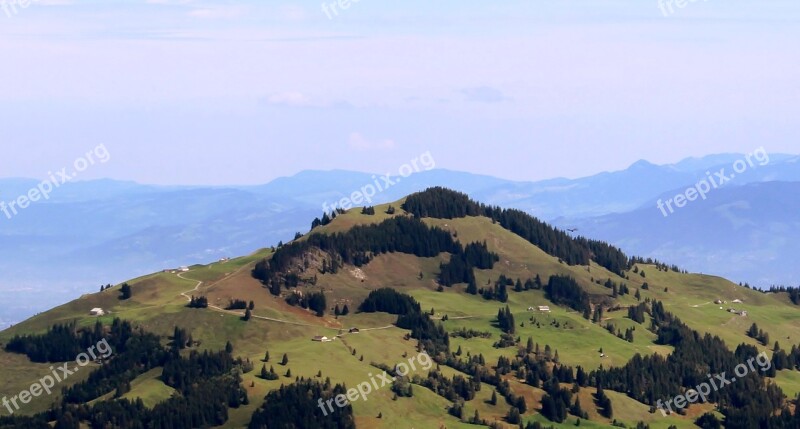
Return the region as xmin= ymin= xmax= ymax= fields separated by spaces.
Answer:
xmin=2 ymin=1 xmax=799 ymax=428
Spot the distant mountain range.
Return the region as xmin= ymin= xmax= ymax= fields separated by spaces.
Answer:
xmin=1 ymin=152 xmax=797 ymax=328
xmin=556 ymin=181 xmax=800 ymax=287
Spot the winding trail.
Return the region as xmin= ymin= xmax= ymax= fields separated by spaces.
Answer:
xmin=177 ymin=271 xmax=338 ymax=330
xmin=174 ymin=267 xmax=481 ymax=335
xmin=177 ymin=272 xmax=204 ymax=302
xmin=437 ymin=315 xmax=477 ymax=321
xmin=357 ymin=325 xmax=395 ymax=332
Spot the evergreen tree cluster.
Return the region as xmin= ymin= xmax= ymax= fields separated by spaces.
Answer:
xmin=593 ymin=300 xmax=795 ymax=429
xmin=767 ymin=285 xmax=800 ymax=305
xmin=544 ymin=275 xmax=591 ymax=315
xmin=594 ymin=384 xmax=614 ymax=418
xmin=769 ymin=342 xmax=800 ymax=372
xmin=477 ymin=274 xmax=542 ymax=301
xmin=310 ymin=208 xmax=345 ymax=230
xmin=419 ymin=370 xmax=481 ymax=402
xmin=357 ymin=288 xmax=450 ymax=356
xmin=3 ymin=321 xmax=252 ymax=429
xmin=119 ymin=283 xmax=132 ymax=300
xmin=65 ymin=371 xmax=247 ymax=428
xmin=600 ymin=277 xmax=630 ymax=297
xmin=401 ymin=187 xmax=630 ymax=275
xmin=187 ymin=295 xmax=209 ymax=308
xmin=255 ymin=216 xmax=478 ymax=291
xmin=629 ymin=257 xmax=684 ymax=273
xmin=580 ymin=239 xmax=629 ymax=277
xmin=333 ymin=304 xmax=350 ymax=316
xmin=274 ymin=275 xmax=800 ymax=429
xmin=605 ymin=323 xmax=636 ymax=343
xmin=496 ymin=379 xmax=527 ymax=415
xmin=746 ymin=322 xmax=771 ymax=345
xmin=285 ymin=290 xmax=327 ymax=316
xmin=492 ymin=333 xmax=517 ymax=348
xmin=696 ymin=412 xmax=722 ymax=429
xmin=358 ymin=287 xmax=421 ymax=314
xmin=161 ymin=349 xmax=242 ymax=393
xmin=391 ymin=376 xmax=414 ymax=397
xmin=259 ymin=364 xmax=280 ymax=380
xmin=0 ymin=415 xmax=51 ymax=428
xmin=627 ymin=302 xmax=648 ymax=324
xmin=490 ymin=342 xmax=595 ymax=424
xmin=521 ymin=422 xmax=556 ymax=429
xmin=62 ymin=331 xmax=165 ymax=403
xmin=496 ymin=305 xmax=516 ymax=334
xmin=247 ymin=379 xmax=356 ymax=429
xmin=438 ymin=241 xmax=498 ymax=287
xmin=171 ymin=326 xmax=191 ymax=350
xmin=225 ymin=299 xmax=248 ymax=310
xmin=789 ymin=287 xmax=799 ymax=305
xmin=438 ymin=347 xmax=594 ymax=424
xmin=395 ymin=311 xmax=450 ymax=357
xmin=450 ymin=327 xmax=492 ymax=339
xmin=540 ymin=382 xmax=577 ymax=423
xmin=482 ymin=275 xmax=510 ymax=301
xmin=5 ymin=319 xmax=134 ymax=363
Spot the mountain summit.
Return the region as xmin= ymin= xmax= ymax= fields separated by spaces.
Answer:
xmin=1 ymin=188 xmax=798 ymax=428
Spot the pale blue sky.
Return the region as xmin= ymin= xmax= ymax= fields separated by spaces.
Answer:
xmin=0 ymin=0 xmax=798 ymax=185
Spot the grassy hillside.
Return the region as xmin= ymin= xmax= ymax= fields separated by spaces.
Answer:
xmin=1 ymin=197 xmax=798 ymax=428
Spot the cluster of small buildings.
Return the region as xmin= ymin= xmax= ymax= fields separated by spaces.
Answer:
xmin=715 ymin=298 xmax=747 ymax=316
xmin=527 ymin=305 xmax=551 ymax=312
xmin=312 ymin=336 xmax=334 ymax=342
xmin=727 ymin=308 xmax=748 ymax=317
xmin=312 ymin=328 xmax=360 ymax=342
xmin=162 ymin=266 xmax=190 ymax=274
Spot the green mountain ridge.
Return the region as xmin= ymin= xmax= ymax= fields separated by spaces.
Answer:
xmin=1 ymin=187 xmax=799 ymax=429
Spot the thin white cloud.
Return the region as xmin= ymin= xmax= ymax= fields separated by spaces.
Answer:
xmin=264 ymin=91 xmax=314 ymax=107
xmin=460 ymin=86 xmax=510 ymax=103
xmin=348 ymin=132 xmax=395 ymax=151
xmin=145 ymin=0 xmax=195 ymax=4
xmin=188 ymin=5 xmax=244 ymax=19
xmin=145 ymin=0 xmax=244 ymax=19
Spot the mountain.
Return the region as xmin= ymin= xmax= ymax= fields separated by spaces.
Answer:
xmin=558 ymin=181 xmax=800 ymax=286
xmin=483 ymin=153 xmax=800 ymax=220
xmin=1 ymin=188 xmax=799 ymax=428
xmin=1 ymin=152 xmax=798 ymax=329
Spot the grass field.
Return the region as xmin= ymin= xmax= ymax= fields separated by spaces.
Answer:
xmin=88 ymin=368 xmax=177 ymax=408
xmin=1 ymin=203 xmax=799 ymax=428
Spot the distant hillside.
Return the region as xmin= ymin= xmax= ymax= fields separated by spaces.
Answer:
xmin=1 ymin=152 xmax=798 ymax=328
xmin=1 ymin=188 xmax=799 ymax=428
xmin=560 ymin=181 xmax=800 ymax=286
